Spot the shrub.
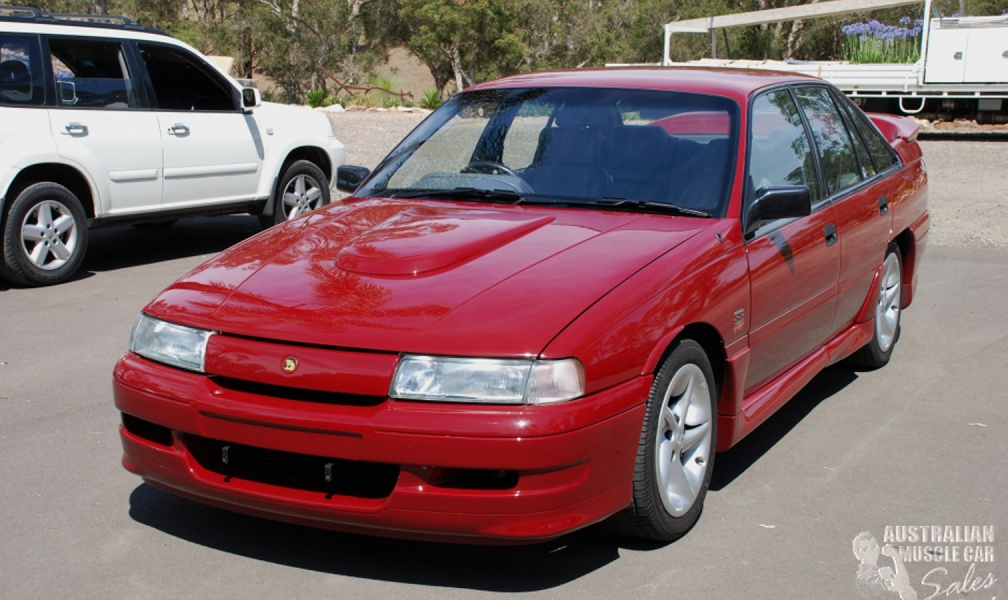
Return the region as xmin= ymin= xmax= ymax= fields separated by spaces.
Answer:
xmin=306 ymin=89 xmax=326 ymax=108
xmin=420 ymin=89 xmax=443 ymax=110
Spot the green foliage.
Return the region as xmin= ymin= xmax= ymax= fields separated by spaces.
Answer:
xmin=13 ymin=0 xmax=1008 ymax=102
xmin=420 ymin=89 xmax=443 ymax=110
xmin=306 ymin=89 xmax=326 ymax=108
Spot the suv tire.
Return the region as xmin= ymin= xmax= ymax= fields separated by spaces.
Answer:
xmin=2 ymin=182 xmax=89 ymax=287
xmin=260 ymin=160 xmax=330 ymax=228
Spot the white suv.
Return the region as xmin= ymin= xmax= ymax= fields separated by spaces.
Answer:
xmin=0 ymin=6 xmax=345 ymax=286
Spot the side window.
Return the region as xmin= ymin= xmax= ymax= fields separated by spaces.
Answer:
xmin=847 ymin=105 xmax=897 ymax=172
xmin=748 ymin=89 xmax=821 ymax=209
xmin=831 ymin=92 xmax=876 ymax=179
xmin=0 ymin=34 xmax=45 ymax=106
xmin=794 ymin=86 xmax=861 ymax=196
xmin=138 ymin=43 xmax=234 ymax=111
xmin=48 ymin=38 xmax=138 ymax=109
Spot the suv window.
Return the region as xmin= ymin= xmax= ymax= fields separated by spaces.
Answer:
xmin=138 ymin=43 xmax=234 ymax=111
xmin=748 ymin=89 xmax=821 ymax=207
xmin=48 ymin=38 xmax=139 ymax=109
xmin=0 ymin=34 xmax=44 ymax=106
xmin=793 ymin=86 xmax=861 ymax=196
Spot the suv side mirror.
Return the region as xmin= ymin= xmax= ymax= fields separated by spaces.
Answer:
xmin=337 ymin=165 xmax=371 ymax=193
xmin=744 ymin=185 xmax=811 ymax=236
xmin=242 ymin=87 xmax=261 ymax=111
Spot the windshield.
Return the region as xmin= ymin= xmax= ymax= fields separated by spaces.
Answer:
xmin=356 ymin=87 xmax=739 ymax=218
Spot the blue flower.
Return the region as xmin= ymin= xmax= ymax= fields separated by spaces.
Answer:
xmin=899 ymin=16 xmax=911 ymax=25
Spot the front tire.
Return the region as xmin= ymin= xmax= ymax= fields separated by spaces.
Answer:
xmin=260 ymin=160 xmax=329 ymax=228
xmin=610 ymin=339 xmax=717 ymax=541
xmin=848 ymin=243 xmax=902 ymax=370
xmin=2 ymin=182 xmax=89 ymax=287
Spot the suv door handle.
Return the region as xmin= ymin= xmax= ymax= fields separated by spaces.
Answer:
xmin=824 ymin=223 xmax=838 ymax=247
xmin=168 ymin=123 xmax=190 ymax=135
xmin=878 ymin=195 xmax=889 ymax=215
xmin=64 ymin=122 xmax=88 ymax=135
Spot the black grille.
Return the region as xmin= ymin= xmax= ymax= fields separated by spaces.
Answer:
xmin=184 ymin=435 xmax=399 ymax=499
xmin=210 ymin=376 xmax=385 ymax=406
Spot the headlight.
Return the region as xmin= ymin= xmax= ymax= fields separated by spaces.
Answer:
xmin=389 ymin=355 xmax=585 ymax=405
xmin=129 ymin=314 xmax=212 ymax=373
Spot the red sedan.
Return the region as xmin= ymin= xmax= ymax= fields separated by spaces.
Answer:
xmin=114 ymin=68 xmax=928 ymax=544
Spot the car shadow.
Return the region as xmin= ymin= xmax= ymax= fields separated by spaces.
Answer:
xmin=128 ymin=483 xmax=621 ymax=592
xmin=80 ymin=215 xmax=263 ymax=273
xmin=710 ymin=364 xmax=858 ymax=491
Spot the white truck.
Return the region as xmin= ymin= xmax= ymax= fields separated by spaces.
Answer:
xmin=662 ymin=0 xmax=1008 ymax=123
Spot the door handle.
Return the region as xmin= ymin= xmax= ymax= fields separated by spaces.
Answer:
xmin=877 ymin=195 xmax=889 ymax=216
xmin=64 ymin=122 xmax=88 ymax=135
xmin=168 ymin=123 xmax=190 ymax=135
xmin=824 ymin=223 xmax=838 ymax=247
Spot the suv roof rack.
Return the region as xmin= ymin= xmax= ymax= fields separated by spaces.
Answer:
xmin=0 ymin=5 xmax=168 ymax=35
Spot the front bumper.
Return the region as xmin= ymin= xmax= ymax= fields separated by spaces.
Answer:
xmin=327 ymin=135 xmax=346 ymax=189
xmin=114 ymin=352 xmax=647 ymax=543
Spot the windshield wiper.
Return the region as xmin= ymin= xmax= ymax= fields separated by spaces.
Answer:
xmin=383 ymin=187 xmax=525 ymax=203
xmin=517 ymin=196 xmax=711 ymax=217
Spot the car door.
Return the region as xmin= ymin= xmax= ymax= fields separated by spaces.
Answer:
xmin=791 ymin=86 xmax=895 ymax=335
xmin=45 ymin=36 xmax=163 ymax=217
xmin=136 ymin=42 xmax=262 ymax=211
xmin=830 ymin=92 xmax=902 ymax=332
xmin=744 ymin=88 xmax=841 ymax=393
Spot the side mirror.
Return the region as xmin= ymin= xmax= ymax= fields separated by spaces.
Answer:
xmin=337 ymin=165 xmax=371 ymax=193
xmin=58 ymin=81 xmax=77 ymax=105
xmin=744 ymin=185 xmax=811 ymax=236
xmin=242 ymin=87 xmax=262 ymax=111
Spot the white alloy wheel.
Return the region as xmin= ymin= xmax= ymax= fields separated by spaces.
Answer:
xmin=655 ymin=363 xmax=714 ymax=517
xmin=20 ymin=199 xmax=79 ymax=271
xmin=875 ymin=251 xmax=902 ymax=353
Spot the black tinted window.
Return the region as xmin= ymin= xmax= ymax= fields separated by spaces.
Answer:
xmin=748 ymin=90 xmax=820 ymax=203
xmin=848 ymin=106 xmax=897 ymax=172
xmin=0 ymin=34 xmax=44 ymax=106
xmin=48 ymin=38 xmax=139 ymax=109
xmin=794 ymin=86 xmax=861 ymax=196
xmin=832 ymin=92 xmax=877 ymax=179
xmin=138 ymin=43 xmax=234 ymax=111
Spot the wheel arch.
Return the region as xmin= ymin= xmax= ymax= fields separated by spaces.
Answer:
xmin=261 ymin=146 xmax=333 ymax=217
xmin=645 ymin=322 xmax=727 ymax=412
xmin=2 ymin=163 xmax=96 ymax=222
xmin=280 ymin=146 xmax=333 ymax=184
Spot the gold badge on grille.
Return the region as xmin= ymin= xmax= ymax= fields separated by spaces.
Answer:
xmin=282 ymin=356 xmax=298 ymax=373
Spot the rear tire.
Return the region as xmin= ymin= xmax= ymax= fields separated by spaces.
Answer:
xmin=260 ymin=160 xmax=329 ymax=228
xmin=2 ymin=182 xmax=89 ymax=287
xmin=609 ymin=339 xmax=717 ymax=541
xmin=848 ymin=243 xmax=902 ymax=370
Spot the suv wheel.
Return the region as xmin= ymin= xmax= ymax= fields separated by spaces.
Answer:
xmin=2 ymin=182 xmax=89 ymax=287
xmin=260 ymin=160 xmax=330 ymax=228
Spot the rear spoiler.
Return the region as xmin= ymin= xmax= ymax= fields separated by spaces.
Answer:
xmin=867 ymin=113 xmax=921 ymax=164
xmin=867 ymin=113 xmax=919 ymax=144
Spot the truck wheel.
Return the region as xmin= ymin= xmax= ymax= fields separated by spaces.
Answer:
xmin=2 ymin=182 xmax=89 ymax=287
xmin=260 ymin=160 xmax=329 ymax=228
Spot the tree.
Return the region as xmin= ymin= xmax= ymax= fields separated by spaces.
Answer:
xmin=398 ymin=0 xmax=525 ymax=91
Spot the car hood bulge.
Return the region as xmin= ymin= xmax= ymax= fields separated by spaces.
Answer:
xmin=144 ymin=199 xmax=706 ymax=357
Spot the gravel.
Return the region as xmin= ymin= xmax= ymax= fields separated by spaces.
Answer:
xmin=326 ymin=112 xmax=1008 ymax=249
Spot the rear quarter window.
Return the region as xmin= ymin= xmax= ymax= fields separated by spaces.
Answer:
xmin=0 ymin=34 xmax=45 ymax=106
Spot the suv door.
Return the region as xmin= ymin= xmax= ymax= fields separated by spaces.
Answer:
xmin=744 ymin=88 xmax=840 ymax=393
xmin=46 ymin=36 xmax=163 ymax=216
xmin=136 ymin=42 xmax=262 ymax=211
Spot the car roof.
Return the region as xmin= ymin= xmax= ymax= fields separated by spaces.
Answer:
xmin=468 ymin=67 xmax=822 ymax=103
